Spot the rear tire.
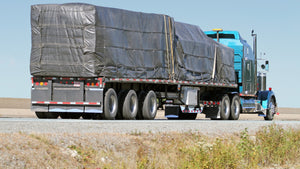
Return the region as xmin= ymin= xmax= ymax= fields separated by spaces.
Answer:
xmin=220 ymin=95 xmax=230 ymax=120
xmin=82 ymin=114 xmax=92 ymax=119
xmin=142 ymin=91 xmax=157 ymax=120
xmin=60 ymin=113 xmax=71 ymax=119
xmin=229 ymin=95 xmax=241 ymax=120
xmin=122 ymin=90 xmax=138 ymax=120
xmin=179 ymin=113 xmax=197 ymax=120
xmin=69 ymin=113 xmax=81 ymax=119
xmin=36 ymin=112 xmax=59 ymax=119
xmin=136 ymin=91 xmax=147 ymax=120
xmin=103 ymin=88 xmax=118 ymax=120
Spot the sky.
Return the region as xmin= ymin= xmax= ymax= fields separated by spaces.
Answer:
xmin=0 ymin=0 xmax=299 ymax=108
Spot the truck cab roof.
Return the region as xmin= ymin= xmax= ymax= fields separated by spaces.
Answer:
xmin=204 ymin=30 xmax=244 ymax=47
xmin=204 ymin=30 xmax=253 ymax=59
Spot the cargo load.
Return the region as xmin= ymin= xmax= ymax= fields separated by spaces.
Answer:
xmin=30 ymin=3 xmax=235 ymax=83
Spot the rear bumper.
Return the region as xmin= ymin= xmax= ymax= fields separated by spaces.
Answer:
xmin=31 ymin=77 xmax=104 ymax=113
xmin=32 ymin=102 xmax=102 ymax=113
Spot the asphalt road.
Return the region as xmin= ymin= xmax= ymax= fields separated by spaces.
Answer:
xmin=1 ymin=117 xmax=300 ymax=136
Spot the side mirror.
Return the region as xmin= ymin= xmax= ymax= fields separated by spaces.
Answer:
xmin=260 ymin=60 xmax=269 ymax=71
xmin=265 ymin=60 xmax=269 ymax=71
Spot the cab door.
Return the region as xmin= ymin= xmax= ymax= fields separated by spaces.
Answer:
xmin=243 ymin=59 xmax=256 ymax=95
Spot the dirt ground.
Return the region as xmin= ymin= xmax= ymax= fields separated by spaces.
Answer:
xmin=0 ymin=98 xmax=299 ymax=120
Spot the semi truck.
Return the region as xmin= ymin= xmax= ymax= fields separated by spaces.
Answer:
xmin=30 ymin=3 xmax=277 ymax=120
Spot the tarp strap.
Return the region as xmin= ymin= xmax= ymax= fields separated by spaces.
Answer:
xmin=163 ymin=15 xmax=171 ymax=79
xmin=168 ymin=17 xmax=175 ymax=79
xmin=212 ymin=46 xmax=217 ymax=80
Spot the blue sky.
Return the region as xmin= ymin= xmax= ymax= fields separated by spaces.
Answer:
xmin=0 ymin=0 xmax=299 ymax=108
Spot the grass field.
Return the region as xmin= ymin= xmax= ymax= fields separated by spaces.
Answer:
xmin=0 ymin=124 xmax=299 ymax=168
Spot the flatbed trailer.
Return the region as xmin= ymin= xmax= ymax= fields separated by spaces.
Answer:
xmin=32 ymin=76 xmax=239 ymax=120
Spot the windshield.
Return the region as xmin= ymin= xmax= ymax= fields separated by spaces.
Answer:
xmin=207 ymin=33 xmax=235 ymax=39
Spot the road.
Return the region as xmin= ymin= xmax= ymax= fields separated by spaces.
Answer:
xmin=0 ymin=107 xmax=299 ymax=136
xmin=1 ymin=117 xmax=300 ymax=136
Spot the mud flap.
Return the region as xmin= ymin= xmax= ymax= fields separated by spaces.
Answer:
xmin=203 ymin=106 xmax=220 ymax=119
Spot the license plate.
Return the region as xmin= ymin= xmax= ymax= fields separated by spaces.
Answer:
xmin=74 ymin=82 xmax=81 ymax=87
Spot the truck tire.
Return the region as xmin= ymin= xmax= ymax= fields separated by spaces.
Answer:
xmin=82 ymin=114 xmax=92 ymax=119
xmin=36 ymin=112 xmax=59 ymax=119
xmin=229 ymin=95 xmax=241 ymax=120
xmin=179 ymin=113 xmax=197 ymax=120
xmin=122 ymin=90 xmax=138 ymax=120
xmin=103 ymin=88 xmax=118 ymax=120
xmin=60 ymin=113 xmax=72 ymax=119
xmin=142 ymin=90 xmax=157 ymax=120
xmin=264 ymin=97 xmax=276 ymax=121
xmin=136 ymin=91 xmax=147 ymax=120
xmin=220 ymin=95 xmax=230 ymax=120
xmin=69 ymin=113 xmax=81 ymax=119
xmin=116 ymin=90 xmax=127 ymax=119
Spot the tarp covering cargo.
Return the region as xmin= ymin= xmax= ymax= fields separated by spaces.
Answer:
xmin=30 ymin=3 xmax=235 ymax=83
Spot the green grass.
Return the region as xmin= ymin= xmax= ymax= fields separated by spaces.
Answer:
xmin=1 ymin=124 xmax=299 ymax=168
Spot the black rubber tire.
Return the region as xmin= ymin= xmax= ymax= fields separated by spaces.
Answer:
xmin=36 ymin=112 xmax=59 ymax=119
xmin=122 ymin=90 xmax=138 ymax=120
xmin=60 ymin=113 xmax=81 ymax=119
xmin=264 ymin=97 xmax=276 ymax=121
xmin=229 ymin=95 xmax=241 ymax=120
xmin=179 ymin=113 xmax=197 ymax=120
xmin=60 ymin=113 xmax=72 ymax=119
xmin=92 ymin=113 xmax=102 ymax=120
xmin=136 ymin=91 xmax=147 ymax=120
xmin=103 ymin=88 xmax=118 ymax=120
xmin=142 ymin=91 xmax=157 ymax=120
xmin=69 ymin=113 xmax=81 ymax=119
xmin=35 ymin=112 xmax=47 ymax=119
xmin=116 ymin=90 xmax=127 ymax=119
xmin=82 ymin=114 xmax=92 ymax=119
xmin=220 ymin=95 xmax=231 ymax=120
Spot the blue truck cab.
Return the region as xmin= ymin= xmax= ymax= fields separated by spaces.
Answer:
xmin=205 ymin=30 xmax=277 ymax=120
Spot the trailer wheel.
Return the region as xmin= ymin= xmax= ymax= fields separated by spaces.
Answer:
xmin=136 ymin=91 xmax=147 ymax=120
xmin=69 ymin=113 xmax=81 ymax=119
xmin=116 ymin=90 xmax=127 ymax=119
xmin=122 ymin=90 xmax=138 ymax=120
xmin=220 ymin=95 xmax=230 ymax=120
xmin=60 ymin=113 xmax=81 ymax=119
xmin=264 ymin=97 xmax=276 ymax=121
xmin=82 ymin=114 xmax=92 ymax=119
xmin=179 ymin=113 xmax=197 ymax=120
xmin=103 ymin=88 xmax=118 ymax=120
xmin=229 ymin=95 xmax=241 ymax=120
xmin=36 ymin=112 xmax=59 ymax=119
xmin=142 ymin=91 xmax=157 ymax=120
xmin=60 ymin=113 xmax=75 ymax=119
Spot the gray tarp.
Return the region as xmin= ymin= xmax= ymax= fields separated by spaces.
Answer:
xmin=31 ymin=3 xmax=235 ymax=83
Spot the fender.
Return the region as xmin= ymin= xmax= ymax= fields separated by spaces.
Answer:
xmin=257 ymin=90 xmax=277 ymax=110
